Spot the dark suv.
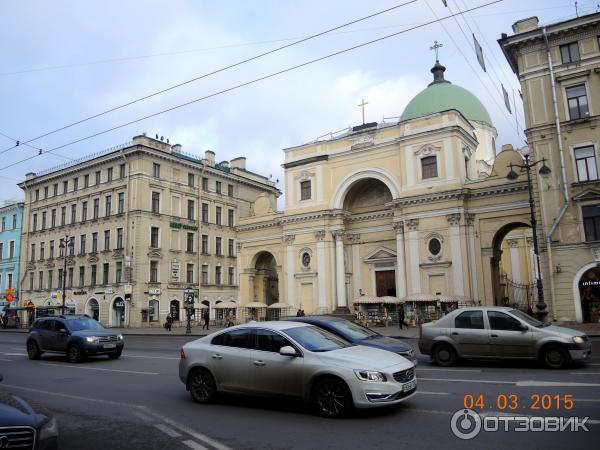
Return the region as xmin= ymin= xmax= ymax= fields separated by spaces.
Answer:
xmin=26 ymin=315 xmax=124 ymax=363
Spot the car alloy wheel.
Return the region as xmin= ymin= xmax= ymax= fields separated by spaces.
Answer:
xmin=543 ymin=344 xmax=568 ymax=369
xmin=189 ymin=368 xmax=216 ymax=403
xmin=27 ymin=340 xmax=41 ymax=360
xmin=314 ymin=378 xmax=351 ymax=418
xmin=433 ymin=343 xmax=456 ymax=367
xmin=67 ymin=344 xmax=83 ymax=363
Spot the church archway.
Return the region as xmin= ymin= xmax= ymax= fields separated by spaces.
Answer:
xmin=574 ymin=264 xmax=600 ymax=323
xmin=331 ymin=168 xmax=400 ymax=210
xmin=85 ymin=298 xmax=99 ymax=321
xmin=342 ymin=178 xmax=393 ymax=214
xmin=252 ymin=251 xmax=279 ymax=306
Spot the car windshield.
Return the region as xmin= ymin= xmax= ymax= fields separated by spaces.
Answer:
xmin=509 ymin=309 xmax=544 ymax=327
xmin=327 ymin=320 xmax=379 ymax=340
xmin=66 ymin=318 xmax=105 ymax=331
xmin=283 ymin=325 xmax=353 ymax=352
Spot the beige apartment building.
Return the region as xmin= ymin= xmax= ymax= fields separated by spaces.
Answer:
xmin=18 ymin=135 xmax=278 ymax=327
xmin=500 ymin=12 xmax=600 ymax=322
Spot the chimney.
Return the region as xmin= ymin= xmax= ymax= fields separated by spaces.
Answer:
xmin=512 ymin=17 xmax=539 ymax=34
xmin=205 ymin=150 xmax=215 ymax=167
xmin=230 ymin=157 xmax=246 ymax=170
xmin=172 ymin=144 xmax=182 ymax=153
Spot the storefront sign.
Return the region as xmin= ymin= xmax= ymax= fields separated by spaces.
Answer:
xmin=171 ymin=261 xmax=180 ymax=281
xmin=105 ymin=287 xmax=114 ymax=294
xmin=73 ymin=290 xmax=87 ymax=295
xmin=124 ymin=284 xmax=132 ymax=295
xmin=580 ymin=280 xmax=600 ymax=287
xmin=170 ymin=221 xmax=198 ymax=231
xmin=113 ymin=299 xmax=125 ymax=309
xmin=149 ymin=288 xmax=161 ymax=295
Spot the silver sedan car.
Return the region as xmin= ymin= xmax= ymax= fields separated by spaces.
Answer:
xmin=179 ymin=321 xmax=417 ymax=417
xmin=418 ymin=306 xmax=592 ymax=369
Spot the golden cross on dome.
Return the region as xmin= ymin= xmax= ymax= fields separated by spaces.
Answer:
xmin=430 ymin=40 xmax=443 ymax=61
xmin=357 ymin=98 xmax=368 ymax=124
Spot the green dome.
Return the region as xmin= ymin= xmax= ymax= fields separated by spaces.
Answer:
xmin=400 ymin=62 xmax=493 ymax=127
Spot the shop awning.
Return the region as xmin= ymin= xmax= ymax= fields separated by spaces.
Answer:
xmin=244 ymin=302 xmax=268 ymax=308
xmin=214 ymin=301 xmax=238 ymax=309
xmin=378 ymin=296 xmax=404 ymax=304
xmin=267 ymin=302 xmax=293 ymax=309
xmin=400 ymin=293 xmax=470 ymax=303
xmin=352 ymin=296 xmax=381 ymax=304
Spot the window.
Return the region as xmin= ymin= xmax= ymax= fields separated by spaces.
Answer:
xmin=7 ymin=273 xmax=12 ymax=289
xmin=105 ymin=196 xmax=111 ymax=217
xmin=103 ymin=263 xmax=109 ymax=285
xmin=575 ymin=146 xmax=598 ymax=182
xmin=93 ymin=199 xmax=99 ymax=219
xmin=150 ymin=261 xmax=158 ymax=282
xmin=215 ymin=266 xmax=222 ymax=285
xmin=40 ymin=242 xmax=45 ymax=260
xmin=421 ymin=156 xmax=438 ymax=179
xmin=32 ymin=213 xmax=37 ymax=231
xmin=30 ymin=243 xmax=36 ymax=261
xmin=51 ymin=209 xmax=56 ymax=228
xmin=119 ymin=163 xmax=125 ymax=179
xmin=53 ymin=183 xmax=58 ymax=196
xmin=29 ymin=272 xmax=34 ymax=290
xmin=92 ymin=232 xmax=98 ymax=253
xmin=202 ymin=203 xmax=209 ymax=223
xmin=560 ymin=42 xmax=580 ymax=64
xmin=188 ymin=173 xmax=194 ymax=187
xmin=9 ymin=241 xmax=14 ymax=258
xmin=63 ymin=181 xmax=68 ymax=194
xmin=152 ymin=163 xmax=160 ymax=178
xmin=116 ymin=228 xmax=123 ymax=249
xmin=49 ymin=240 xmax=54 ymax=258
xmin=84 ymin=174 xmax=89 ymax=188
xmin=82 ymin=201 xmax=88 ymax=221
xmin=42 ymin=211 xmax=47 ymax=229
xmin=95 ymin=171 xmax=101 ymax=185
xmin=228 ymin=239 xmax=235 ymax=257
xmin=71 ymin=204 xmax=77 ymax=223
xmin=228 ymin=184 xmax=234 ymax=196
xmin=1 ymin=217 xmax=4 ymax=232
xmin=115 ymin=262 xmax=122 ymax=283
xmin=201 ymin=234 xmax=209 ymax=254
xmin=39 ymin=271 xmax=44 ymax=290
xmin=583 ymin=205 xmax=600 ymax=241
xmin=104 ymin=230 xmax=110 ymax=251
xmin=151 ymin=192 xmax=160 ymax=213
xmin=150 ymin=227 xmax=159 ymax=248
xmin=47 ymin=270 xmax=53 ymax=289
xmin=228 ymin=267 xmax=234 ymax=285
xmin=69 ymin=239 xmax=74 ymax=256
xmin=107 ymin=167 xmax=113 ymax=182
xmin=68 ymin=267 xmax=73 ymax=288
xmin=186 ymin=263 xmax=194 ymax=283
xmin=228 ymin=209 xmax=234 ymax=227
xmin=566 ymin=84 xmax=589 ymax=120
xmin=59 ymin=207 xmax=65 ymax=226
xmin=44 ymin=186 xmax=48 ymax=199
xmin=216 ymin=237 xmax=222 ymax=256
xmin=216 ymin=206 xmax=222 ymax=225
xmin=118 ymin=192 xmax=124 ymax=214
xmin=58 ymin=269 xmax=63 ymax=288
xmin=79 ymin=266 xmax=85 ymax=287
xmin=0 ymin=242 xmax=3 ymax=259
xmin=216 ymin=181 xmax=222 ymax=194
xmin=211 ymin=329 xmax=253 ymax=349
xmin=300 ymin=180 xmax=311 ymax=200
xmin=73 ymin=177 xmax=78 ymax=191
xmin=202 ymin=265 xmax=208 ymax=284
xmin=428 ymin=238 xmax=441 ymax=256
xmin=187 ymin=200 xmax=195 ymax=220
xmin=12 ymin=214 xmax=16 ymax=229
xmin=186 ymin=232 xmax=194 ymax=252
xmin=35 ymin=189 xmax=39 ymax=201
xmin=91 ymin=264 xmax=97 ymax=286
xmin=455 ymin=311 xmax=484 ymax=329
xmin=487 ymin=311 xmax=523 ymax=331
xmin=80 ymin=235 xmax=86 ymax=254
xmin=202 ymin=177 xmax=208 ymax=192
xmin=256 ymin=329 xmax=293 ymax=353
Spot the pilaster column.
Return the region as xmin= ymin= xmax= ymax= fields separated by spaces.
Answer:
xmin=236 ymin=242 xmax=242 ymax=287
xmin=507 ymin=239 xmax=521 ymax=283
xmin=332 ymin=230 xmax=347 ymax=308
xmin=447 ymin=213 xmax=465 ymax=295
xmin=465 ymin=213 xmax=478 ymax=302
xmin=315 ymin=230 xmax=327 ymax=310
xmin=406 ymin=219 xmax=420 ymax=294
xmin=393 ymin=221 xmax=407 ymax=299
xmin=283 ymin=234 xmax=296 ymax=308
xmin=348 ymin=234 xmax=361 ymax=299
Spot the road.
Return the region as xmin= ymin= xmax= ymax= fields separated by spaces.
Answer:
xmin=1 ymin=333 xmax=598 ymax=450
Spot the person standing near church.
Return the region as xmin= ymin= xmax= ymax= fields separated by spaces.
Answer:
xmin=398 ymin=306 xmax=405 ymax=330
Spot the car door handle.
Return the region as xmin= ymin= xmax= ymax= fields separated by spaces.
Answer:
xmin=491 ymin=334 xmax=498 ymax=338
xmin=451 ymin=332 xmax=459 ymax=335
xmin=211 ymin=354 xmax=223 ymax=360
xmin=253 ymin=360 xmax=266 ymax=366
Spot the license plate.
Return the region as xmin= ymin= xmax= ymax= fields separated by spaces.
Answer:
xmin=403 ymin=380 xmax=416 ymax=392
xmin=104 ymin=343 xmax=117 ymax=349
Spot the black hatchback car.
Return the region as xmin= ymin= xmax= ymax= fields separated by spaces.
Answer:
xmin=286 ymin=316 xmax=417 ymax=364
xmin=26 ymin=315 xmax=124 ymax=363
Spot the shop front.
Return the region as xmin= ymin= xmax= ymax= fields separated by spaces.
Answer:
xmin=111 ymin=297 xmax=126 ymax=327
xmin=579 ymin=267 xmax=600 ymax=323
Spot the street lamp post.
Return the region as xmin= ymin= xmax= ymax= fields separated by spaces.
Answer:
xmin=59 ymin=235 xmax=75 ymax=315
xmin=507 ymin=149 xmax=552 ymax=321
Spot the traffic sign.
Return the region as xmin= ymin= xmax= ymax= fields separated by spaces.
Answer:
xmin=5 ymin=293 xmax=14 ymax=302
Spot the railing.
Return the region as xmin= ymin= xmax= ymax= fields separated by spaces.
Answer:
xmin=499 ymin=273 xmax=536 ymax=311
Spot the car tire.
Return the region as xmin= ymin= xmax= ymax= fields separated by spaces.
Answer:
xmin=312 ymin=377 xmax=353 ymax=418
xmin=108 ymin=349 xmax=122 ymax=360
xmin=432 ymin=343 xmax=457 ymax=367
xmin=542 ymin=344 xmax=569 ymax=369
xmin=67 ymin=344 xmax=83 ymax=363
xmin=26 ymin=340 xmax=42 ymax=360
xmin=188 ymin=368 xmax=217 ymax=403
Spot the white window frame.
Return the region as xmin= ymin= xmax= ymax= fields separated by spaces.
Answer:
xmin=572 ymin=142 xmax=599 ymax=183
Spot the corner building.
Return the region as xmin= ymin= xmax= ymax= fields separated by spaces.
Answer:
xmin=19 ymin=135 xmax=277 ymax=327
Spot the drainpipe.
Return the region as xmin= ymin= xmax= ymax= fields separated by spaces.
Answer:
xmin=543 ymin=27 xmax=570 ymax=321
xmin=120 ymin=149 xmax=131 ymax=327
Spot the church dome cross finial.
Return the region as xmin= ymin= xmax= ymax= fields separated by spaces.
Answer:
xmin=430 ymin=40 xmax=443 ymax=62
xmin=428 ymin=41 xmax=450 ymax=86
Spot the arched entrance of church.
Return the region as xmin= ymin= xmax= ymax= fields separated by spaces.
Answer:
xmin=110 ymin=297 xmax=125 ymax=327
xmin=491 ymin=222 xmax=534 ymax=308
xmin=577 ymin=266 xmax=600 ymax=323
xmin=253 ymin=252 xmax=279 ymax=306
xmin=85 ymin=298 xmax=99 ymax=321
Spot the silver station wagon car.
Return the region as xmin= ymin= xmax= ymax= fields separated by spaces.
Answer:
xmin=418 ymin=307 xmax=592 ymax=369
xmin=179 ymin=321 xmax=417 ymax=418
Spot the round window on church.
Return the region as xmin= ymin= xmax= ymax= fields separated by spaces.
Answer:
xmin=428 ymin=238 xmax=441 ymax=256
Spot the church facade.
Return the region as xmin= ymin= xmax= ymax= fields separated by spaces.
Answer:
xmin=237 ymin=62 xmax=538 ymax=321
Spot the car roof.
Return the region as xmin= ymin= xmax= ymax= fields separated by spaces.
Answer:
xmin=286 ymin=316 xmax=344 ymax=323
xmin=231 ymin=321 xmax=312 ymax=331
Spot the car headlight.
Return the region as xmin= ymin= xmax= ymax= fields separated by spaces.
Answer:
xmin=354 ymin=370 xmax=387 ymax=382
xmin=39 ymin=416 xmax=58 ymax=441
xmin=117 ymin=334 xmax=124 ymax=341
xmin=85 ymin=336 xmax=100 ymax=344
xmin=573 ymin=336 xmax=585 ymax=344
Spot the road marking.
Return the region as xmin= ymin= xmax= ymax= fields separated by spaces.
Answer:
xmin=182 ymin=441 xmax=209 ymax=450
xmin=0 ymin=358 xmax=13 ymax=362
xmin=419 ymin=377 xmax=600 ymax=387
xmin=0 ymin=352 xmax=26 ymax=356
xmin=417 ymin=368 xmax=481 ymax=372
xmin=154 ymin=423 xmax=182 ymax=438
xmin=573 ymin=398 xmax=600 ymax=402
xmin=569 ymin=372 xmax=600 ymax=375
xmin=133 ymin=411 xmax=154 ymax=423
xmin=124 ymin=354 xmax=179 ymax=360
xmin=139 ymin=406 xmax=233 ymax=450
xmin=40 ymin=363 xmax=159 ymax=375
xmin=414 ymin=391 xmax=450 ymax=395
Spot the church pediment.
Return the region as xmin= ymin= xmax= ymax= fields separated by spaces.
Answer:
xmin=573 ymin=189 xmax=600 ymax=202
xmin=364 ymin=246 xmax=397 ymax=263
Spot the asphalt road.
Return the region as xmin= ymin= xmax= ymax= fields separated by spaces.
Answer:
xmin=0 ymin=334 xmax=598 ymax=450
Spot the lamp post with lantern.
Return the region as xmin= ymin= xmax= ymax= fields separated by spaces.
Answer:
xmin=506 ymin=147 xmax=551 ymax=321
xmin=59 ymin=235 xmax=75 ymax=315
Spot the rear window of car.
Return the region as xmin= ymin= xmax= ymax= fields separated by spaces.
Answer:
xmin=211 ymin=329 xmax=253 ymax=349
xmin=455 ymin=311 xmax=484 ymax=329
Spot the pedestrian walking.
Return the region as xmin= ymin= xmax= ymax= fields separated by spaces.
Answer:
xmin=202 ymin=309 xmax=210 ymax=330
xmin=398 ymin=306 xmax=405 ymax=330
xmin=165 ymin=314 xmax=173 ymax=332
xmin=296 ymin=309 xmax=302 ymax=317
xmin=226 ymin=311 xmax=235 ymax=327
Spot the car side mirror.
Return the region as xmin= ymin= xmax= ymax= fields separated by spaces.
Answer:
xmin=518 ymin=323 xmax=528 ymax=331
xmin=59 ymin=328 xmax=68 ymax=334
xmin=279 ymin=346 xmax=298 ymax=357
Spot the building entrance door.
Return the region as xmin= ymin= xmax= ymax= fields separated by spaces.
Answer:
xmin=579 ymin=267 xmax=600 ymax=323
xmin=376 ymin=270 xmax=396 ymax=297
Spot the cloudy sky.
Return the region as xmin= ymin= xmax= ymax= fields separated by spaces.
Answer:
xmin=0 ymin=0 xmax=593 ymax=205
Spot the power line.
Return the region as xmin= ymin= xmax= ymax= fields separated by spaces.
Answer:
xmin=0 ymin=0 xmax=504 ymax=173
xmin=0 ymin=130 xmax=74 ymax=162
xmin=0 ymin=0 xmax=419 ymax=156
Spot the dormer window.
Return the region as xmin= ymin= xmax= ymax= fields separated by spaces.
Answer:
xmin=421 ymin=156 xmax=438 ymax=179
xmin=300 ymin=180 xmax=311 ymax=200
